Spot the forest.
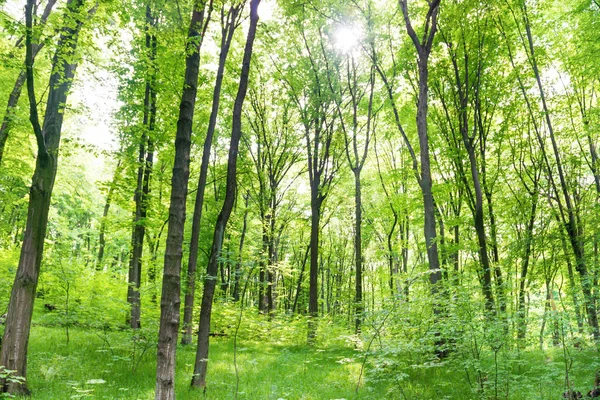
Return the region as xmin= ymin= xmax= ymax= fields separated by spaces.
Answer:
xmin=0 ymin=0 xmax=599 ymax=398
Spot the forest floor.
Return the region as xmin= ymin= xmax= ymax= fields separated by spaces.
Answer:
xmin=12 ymin=323 xmax=600 ymax=399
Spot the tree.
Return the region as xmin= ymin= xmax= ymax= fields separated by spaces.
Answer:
xmin=127 ymin=2 xmax=158 ymax=330
xmin=181 ymin=1 xmax=243 ymax=345
xmin=192 ymin=0 xmax=261 ymax=389
xmin=325 ymin=51 xmax=375 ymax=332
xmin=0 ymin=0 xmax=92 ymax=394
xmin=154 ymin=0 xmax=212 ymax=398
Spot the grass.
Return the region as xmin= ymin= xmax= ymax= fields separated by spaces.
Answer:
xmin=23 ymin=325 xmax=369 ymax=399
xmin=7 ymin=319 xmax=600 ymax=399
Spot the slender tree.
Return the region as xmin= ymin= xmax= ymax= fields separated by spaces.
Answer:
xmin=154 ymin=0 xmax=212 ymax=398
xmin=181 ymin=2 xmax=242 ymax=345
xmin=0 ymin=0 xmax=91 ymax=394
xmin=192 ymin=0 xmax=261 ymax=389
xmin=128 ymin=2 xmax=158 ymax=330
xmin=398 ymin=0 xmax=443 ymax=300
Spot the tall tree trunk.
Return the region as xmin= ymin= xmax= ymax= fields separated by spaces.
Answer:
xmin=191 ymin=0 xmax=260 ymax=388
xmin=232 ymin=193 xmax=249 ymax=302
xmin=0 ymin=0 xmax=87 ymax=394
xmin=181 ymin=4 xmax=240 ymax=345
xmin=127 ymin=4 xmax=157 ymax=330
xmin=154 ymin=1 xmax=212 ymax=398
xmin=307 ymin=182 xmax=322 ymax=343
xmin=517 ymin=189 xmax=538 ymax=340
xmin=400 ymin=0 xmax=443 ymax=296
xmin=353 ymin=170 xmax=363 ymax=333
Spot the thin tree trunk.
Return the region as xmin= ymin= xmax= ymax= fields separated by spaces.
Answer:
xmin=191 ymin=0 xmax=260 ymax=388
xmin=181 ymin=4 xmax=240 ymax=345
xmin=233 ymin=193 xmax=249 ymax=302
xmin=127 ymin=4 xmax=157 ymax=330
xmin=154 ymin=1 xmax=212 ymax=398
xmin=517 ymin=189 xmax=538 ymax=340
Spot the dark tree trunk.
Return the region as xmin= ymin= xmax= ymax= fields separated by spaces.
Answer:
xmin=191 ymin=0 xmax=260 ymax=388
xmin=399 ymin=0 xmax=443 ymax=298
xmin=127 ymin=4 xmax=157 ymax=330
xmin=232 ymin=193 xmax=249 ymax=302
xmin=181 ymin=4 xmax=240 ymax=345
xmin=307 ymin=188 xmax=321 ymax=343
xmin=416 ymin=53 xmax=441 ymax=288
xmin=0 ymin=0 xmax=86 ymax=394
xmin=353 ymin=171 xmax=363 ymax=333
xmin=154 ymin=1 xmax=212 ymax=398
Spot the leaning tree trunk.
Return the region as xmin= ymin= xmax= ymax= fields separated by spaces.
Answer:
xmin=154 ymin=1 xmax=211 ymax=398
xmin=191 ymin=0 xmax=260 ymax=389
xmin=0 ymin=0 xmax=86 ymax=395
xmin=181 ymin=4 xmax=240 ymax=345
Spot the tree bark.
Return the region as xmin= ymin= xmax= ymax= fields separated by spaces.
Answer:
xmin=232 ymin=193 xmax=249 ymax=302
xmin=154 ymin=1 xmax=212 ymax=398
xmin=181 ymin=3 xmax=240 ymax=345
xmin=127 ymin=3 xmax=157 ymax=330
xmin=0 ymin=0 xmax=86 ymax=394
xmin=191 ymin=0 xmax=260 ymax=388
xmin=399 ymin=0 xmax=443 ymax=294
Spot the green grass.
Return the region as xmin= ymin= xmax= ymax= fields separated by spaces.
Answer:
xmin=10 ymin=323 xmax=600 ymax=399
xmin=23 ymin=325 xmax=368 ymax=399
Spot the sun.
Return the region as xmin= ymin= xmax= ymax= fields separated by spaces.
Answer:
xmin=334 ymin=24 xmax=362 ymax=54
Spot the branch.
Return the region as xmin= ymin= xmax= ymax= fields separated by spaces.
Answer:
xmin=25 ymin=0 xmax=45 ymax=157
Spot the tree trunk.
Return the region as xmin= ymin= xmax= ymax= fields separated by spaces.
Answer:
xmin=232 ymin=193 xmax=249 ymax=302
xmin=127 ymin=4 xmax=157 ymax=330
xmin=520 ymin=2 xmax=599 ymax=339
xmin=354 ymin=170 xmax=363 ymax=333
xmin=0 ymin=0 xmax=86 ymax=394
xmin=307 ymin=184 xmax=321 ymax=343
xmin=181 ymin=4 xmax=240 ymax=345
xmin=154 ymin=1 xmax=211 ymax=398
xmin=191 ymin=0 xmax=260 ymax=388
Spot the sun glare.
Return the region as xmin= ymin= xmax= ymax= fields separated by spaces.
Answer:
xmin=334 ymin=25 xmax=362 ymax=54
xmin=258 ymin=0 xmax=275 ymax=21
